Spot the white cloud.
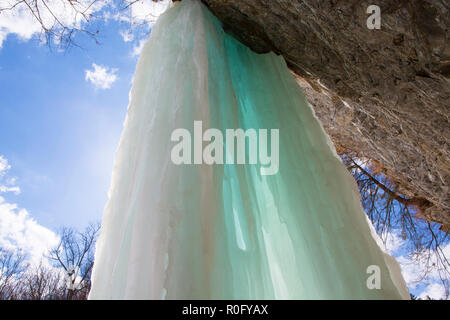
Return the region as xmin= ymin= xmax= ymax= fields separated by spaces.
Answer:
xmin=124 ymin=0 xmax=171 ymax=57
xmin=397 ymin=243 xmax=449 ymax=289
xmin=108 ymin=0 xmax=171 ymax=57
xmin=0 ymin=155 xmax=10 ymax=173
xmin=384 ymin=231 xmax=406 ymax=255
xmin=395 ymin=255 xmax=424 ymax=289
xmin=382 ymin=229 xmax=449 ymax=299
xmin=0 ymin=0 xmax=106 ymax=48
xmin=419 ymin=283 xmax=447 ymax=300
xmin=0 ymin=0 xmax=172 ymax=62
xmin=0 ymin=155 xmax=20 ymax=195
xmin=120 ymin=29 xmax=134 ymax=42
xmin=131 ymin=39 xmax=146 ymax=57
xmin=0 ymin=155 xmax=59 ymax=266
xmin=0 ymin=196 xmax=59 ymax=265
xmin=102 ymin=0 xmax=172 ymax=26
xmin=85 ymin=63 xmax=118 ymax=89
xmin=128 ymin=0 xmax=172 ymax=25
xmin=0 ymin=185 xmax=20 ymax=194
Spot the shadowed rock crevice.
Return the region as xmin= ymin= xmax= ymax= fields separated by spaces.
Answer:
xmin=201 ymin=0 xmax=449 ymax=229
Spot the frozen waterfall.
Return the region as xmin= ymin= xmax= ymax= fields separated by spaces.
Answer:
xmin=89 ymin=0 xmax=409 ymax=299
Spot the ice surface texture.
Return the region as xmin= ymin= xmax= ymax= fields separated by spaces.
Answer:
xmin=89 ymin=0 xmax=409 ymax=299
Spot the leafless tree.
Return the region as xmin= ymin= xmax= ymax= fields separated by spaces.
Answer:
xmin=0 ymin=222 xmax=100 ymax=300
xmin=339 ymin=149 xmax=449 ymax=298
xmin=0 ymin=0 xmax=170 ymax=49
xmin=48 ymin=222 xmax=100 ymax=300
xmin=0 ymin=248 xmax=28 ymax=299
xmin=19 ymin=262 xmax=65 ymax=300
xmin=0 ymin=0 xmax=105 ymax=49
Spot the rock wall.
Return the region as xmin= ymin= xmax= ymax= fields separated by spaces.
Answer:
xmin=201 ymin=0 xmax=450 ymax=229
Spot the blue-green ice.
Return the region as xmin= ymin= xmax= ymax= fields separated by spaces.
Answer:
xmin=89 ymin=0 xmax=409 ymax=299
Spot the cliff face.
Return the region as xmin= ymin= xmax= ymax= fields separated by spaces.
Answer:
xmin=201 ymin=0 xmax=450 ymax=229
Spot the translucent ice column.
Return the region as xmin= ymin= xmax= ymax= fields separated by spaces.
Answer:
xmin=89 ymin=0 xmax=409 ymax=299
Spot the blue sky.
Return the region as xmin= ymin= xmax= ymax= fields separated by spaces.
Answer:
xmin=0 ymin=0 xmax=447 ymax=299
xmin=0 ymin=19 xmax=138 ymax=230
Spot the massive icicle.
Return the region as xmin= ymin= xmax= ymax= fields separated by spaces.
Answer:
xmin=89 ymin=0 xmax=409 ymax=299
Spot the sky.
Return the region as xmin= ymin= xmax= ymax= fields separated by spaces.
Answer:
xmin=0 ymin=0 xmax=170 ymax=267
xmin=0 ymin=25 xmax=131 ymax=230
xmin=0 ymin=0 xmax=447 ymax=299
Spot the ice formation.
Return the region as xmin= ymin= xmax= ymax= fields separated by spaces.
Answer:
xmin=89 ymin=0 xmax=410 ymax=299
